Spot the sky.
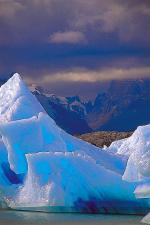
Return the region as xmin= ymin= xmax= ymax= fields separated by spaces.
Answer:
xmin=0 ymin=0 xmax=150 ymax=100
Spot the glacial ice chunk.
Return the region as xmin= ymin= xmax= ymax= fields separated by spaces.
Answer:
xmin=11 ymin=152 xmax=149 ymax=214
xmin=0 ymin=112 xmax=66 ymax=174
xmin=0 ymin=73 xmax=149 ymax=214
xmin=0 ymin=73 xmax=44 ymax=123
xmin=106 ymin=125 xmax=150 ymax=182
xmin=106 ymin=122 xmax=150 ymax=222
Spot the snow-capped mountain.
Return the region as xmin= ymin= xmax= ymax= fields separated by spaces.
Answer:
xmin=30 ymin=79 xmax=150 ymax=134
xmin=31 ymin=86 xmax=92 ymax=135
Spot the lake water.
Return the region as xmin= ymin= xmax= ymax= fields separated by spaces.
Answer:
xmin=0 ymin=210 xmax=145 ymax=225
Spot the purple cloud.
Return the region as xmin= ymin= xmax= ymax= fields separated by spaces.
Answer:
xmin=50 ymin=31 xmax=86 ymax=44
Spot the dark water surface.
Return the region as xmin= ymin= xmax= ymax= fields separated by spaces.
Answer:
xmin=0 ymin=210 xmax=144 ymax=225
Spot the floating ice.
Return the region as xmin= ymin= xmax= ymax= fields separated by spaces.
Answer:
xmin=107 ymin=125 xmax=150 ymax=182
xmin=107 ymin=123 xmax=150 ymax=222
xmin=0 ymin=73 xmax=149 ymax=214
xmin=9 ymin=152 xmax=149 ymax=213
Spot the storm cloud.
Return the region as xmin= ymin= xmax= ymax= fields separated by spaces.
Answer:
xmin=0 ymin=0 xmax=149 ymax=98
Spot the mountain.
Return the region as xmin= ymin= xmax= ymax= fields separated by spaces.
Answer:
xmin=25 ymin=78 xmax=150 ymax=134
xmin=86 ymin=79 xmax=150 ymax=132
xmin=31 ymin=86 xmax=92 ymax=135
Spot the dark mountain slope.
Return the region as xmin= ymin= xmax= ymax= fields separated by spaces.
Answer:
xmin=86 ymin=79 xmax=150 ymax=131
xmin=33 ymin=90 xmax=92 ymax=135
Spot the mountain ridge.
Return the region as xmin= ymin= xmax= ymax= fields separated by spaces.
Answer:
xmin=87 ymin=78 xmax=150 ymax=131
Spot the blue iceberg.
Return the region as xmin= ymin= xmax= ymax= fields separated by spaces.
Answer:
xmin=0 ymin=73 xmax=149 ymax=215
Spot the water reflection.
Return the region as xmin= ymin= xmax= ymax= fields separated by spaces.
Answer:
xmin=0 ymin=210 xmax=143 ymax=225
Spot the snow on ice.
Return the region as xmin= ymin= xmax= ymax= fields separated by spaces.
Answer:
xmin=0 ymin=73 xmax=149 ymax=217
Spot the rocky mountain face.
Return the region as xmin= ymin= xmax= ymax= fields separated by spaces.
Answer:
xmin=32 ymin=89 xmax=92 ymax=135
xmin=86 ymin=79 xmax=150 ymax=131
xmin=31 ymin=78 xmax=150 ymax=134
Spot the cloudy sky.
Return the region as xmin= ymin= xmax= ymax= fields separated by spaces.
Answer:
xmin=0 ymin=0 xmax=150 ymax=99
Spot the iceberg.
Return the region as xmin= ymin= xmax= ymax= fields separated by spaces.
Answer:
xmin=0 ymin=73 xmax=149 ymax=214
xmin=107 ymin=125 xmax=150 ymax=222
xmin=107 ymin=124 xmax=150 ymax=182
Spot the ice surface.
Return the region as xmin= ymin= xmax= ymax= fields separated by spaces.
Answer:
xmin=61 ymin=130 xmax=127 ymax=175
xmin=134 ymin=184 xmax=150 ymax=199
xmin=0 ymin=113 xmax=66 ymax=174
xmin=106 ymin=125 xmax=150 ymax=182
xmin=106 ymin=124 xmax=150 ymax=221
xmin=0 ymin=73 xmax=44 ymax=123
xmin=142 ymin=213 xmax=150 ymax=224
xmin=10 ymin=152 xmax=149 ymax=213
xmin=134 ymin=184 xmax=150 ymax=223
xmin=0 ymin=74 xmax=149 ymax=214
